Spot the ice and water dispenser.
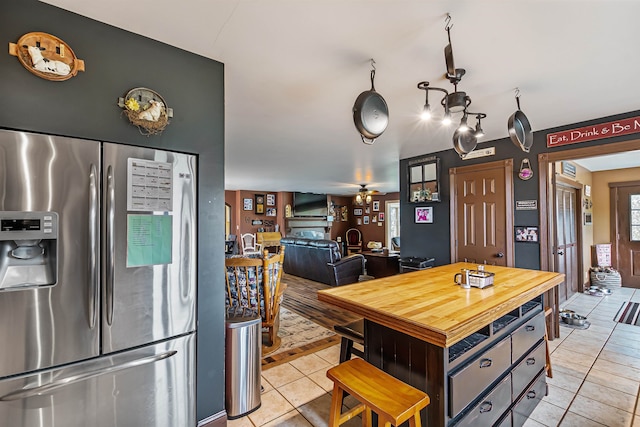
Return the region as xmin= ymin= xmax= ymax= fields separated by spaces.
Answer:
xmin=0 ymin=211 xmax=58 ymax=290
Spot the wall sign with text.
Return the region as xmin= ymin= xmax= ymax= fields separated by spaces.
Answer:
xmin=547 ymin=115 xmax=640 ymax=148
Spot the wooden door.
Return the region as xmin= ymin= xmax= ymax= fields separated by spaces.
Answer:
xmin=612 ymin=182 xmax=640 ymax=288
xmin=555 ymin=184 xmax=579 ymax=302
xmin=450 ymin=160 xmax=514 ymax=266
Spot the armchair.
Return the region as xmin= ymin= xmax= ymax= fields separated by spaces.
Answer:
xmin=391 ymin=236 xmax=400 ymax=251
xmin=327 ymin=253 xmax=366 ymax=287
xmin=224 ymin=247 xmax=286 ymax=355
xmin=240 ymin=233 xmax=262 ymax=256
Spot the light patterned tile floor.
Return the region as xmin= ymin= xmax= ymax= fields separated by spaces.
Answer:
xmin=229 ymin=288 xmax=640 ymax=426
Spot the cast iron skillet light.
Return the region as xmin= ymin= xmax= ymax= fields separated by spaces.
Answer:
xmin=416 ymin=14 xmax=487 ymax=157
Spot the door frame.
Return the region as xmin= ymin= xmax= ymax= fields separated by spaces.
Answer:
xmin=449 ymin=159 xmax=514 ymax=266
xmin=554 ymin=176 xmax=584 ymax=301
xmin=384 ymin=199 xmax=400 ymax=249
xmin=539 ymin=139 xmax=640 ymax=270
xmin=539 ymin=138 xmax=640 ymax=338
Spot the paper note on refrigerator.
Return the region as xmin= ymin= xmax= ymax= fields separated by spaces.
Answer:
xmin=127 ymin=158 xmax=173 ymax=212
xmin=127 ymin=214 xmax=173 ymax=267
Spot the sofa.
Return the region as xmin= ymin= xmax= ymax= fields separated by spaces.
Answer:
xmin=280 ymin=237 xmax=365 ymax=286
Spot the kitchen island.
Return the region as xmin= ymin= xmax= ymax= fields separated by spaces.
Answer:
xmin=318 ymin=262 xmax=564 ymax=427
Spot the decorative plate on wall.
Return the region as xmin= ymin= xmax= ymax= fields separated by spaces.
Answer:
xmin=118 ymin=87 xmax=174 ymax=136
xmin=8 ymin=32 xmax=85 ymax=81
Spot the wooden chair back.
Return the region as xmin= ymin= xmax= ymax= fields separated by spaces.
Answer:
xmin=224 ymin=246 xmax=286 ymax=354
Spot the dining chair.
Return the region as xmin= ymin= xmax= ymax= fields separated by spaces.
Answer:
xmin=224 ymin=247 xmax=286 ymax=355
xmin=225 ymin=234 xmax=237 ymax=255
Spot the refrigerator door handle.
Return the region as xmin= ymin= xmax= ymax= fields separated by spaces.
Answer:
xmin=106 ymin=165 xmax=115 ymax=326
xmin=89 ymin=163 xmax=99 ymax=329
xmin=0 ymin=350 xmax=177 ymax=401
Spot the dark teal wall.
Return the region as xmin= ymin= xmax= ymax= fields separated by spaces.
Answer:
xmin=0 ymin=1 xmax=225 ymax=422
xmin=400 ymin=110 xmax=640 ymax=269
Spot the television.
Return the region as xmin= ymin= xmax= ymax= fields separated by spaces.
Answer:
xmin=293 ymin=192 xmax=328 ymax=217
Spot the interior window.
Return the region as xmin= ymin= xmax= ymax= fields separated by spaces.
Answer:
xmin=631 ymin=194 xmax=640 ymax=241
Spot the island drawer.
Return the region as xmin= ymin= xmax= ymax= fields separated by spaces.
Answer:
xmin=511 ymin=311 xmax=545 ymax=363
xmin=452 ymin=374 xmax=512 ymax=427
xmin=449 ymin=336 xmax=511 ymax=417
xmin=512 ymin=340 xmax=545 ymax=400
xmin=512 ymin=372 xmax=546 ymax=427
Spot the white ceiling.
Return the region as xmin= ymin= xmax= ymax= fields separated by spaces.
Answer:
xmin=573 ymin=151 xmax=640 ymax=172
xmin=41 ymin=0 xmax=640 ymax=195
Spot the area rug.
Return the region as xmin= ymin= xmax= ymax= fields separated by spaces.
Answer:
xmin=262 ymin=307 xmax=340 ymax=369
xmin=614 ymin=301 xmax=640 ymax=325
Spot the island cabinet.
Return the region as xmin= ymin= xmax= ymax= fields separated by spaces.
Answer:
xmin=317 ymin=262 xmax=564 ymax=427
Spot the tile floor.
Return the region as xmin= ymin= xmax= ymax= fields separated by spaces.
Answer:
xmin=229 ymin=287 xmax=640 ymax=427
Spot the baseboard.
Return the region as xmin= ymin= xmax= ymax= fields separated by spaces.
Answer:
xmin=198 ymin=410 xmax=226 ymax=427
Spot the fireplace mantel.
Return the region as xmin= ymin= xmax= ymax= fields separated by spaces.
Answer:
xmin=285 ymin=217 xmax=333 ymax=239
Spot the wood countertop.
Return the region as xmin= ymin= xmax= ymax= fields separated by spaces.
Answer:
xmin=317 ymin=262 xmax=564 ymax=348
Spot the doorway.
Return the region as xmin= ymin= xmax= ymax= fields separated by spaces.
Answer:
xmin=539 ymin=139 xmax=640 ymax=337
xmin=554 ymin=180 xmax=581 ymax=303
xmin=450 ymin=159 xmax=514 ymax=266
xmin=225 ymin=203 xmax=231 ymax=238
xmin=385 ymin=200 xmax=400 ymax=250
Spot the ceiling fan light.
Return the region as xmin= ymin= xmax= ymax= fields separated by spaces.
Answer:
xmin=365 ymin=194 xmax=372 ymax=204
xmin=355 ymin=193 xmax=363 ymax=204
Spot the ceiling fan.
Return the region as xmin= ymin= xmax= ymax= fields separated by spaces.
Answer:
xmin=354 ymin=184 xmax=383 ymax=204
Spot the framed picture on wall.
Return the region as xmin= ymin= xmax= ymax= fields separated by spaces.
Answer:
xmin=354 ymin=208 xmax=363 ymax=216
xmin=243 ymin=198 xmax=253 ymax=211
xmin=255 ymin=194 xmax=265 ymax=214
xmin=266 ymin=194 xmax=276 ymax=206
xmin=357 ymin=218 xmax=362 ymax=225
xmin=266 ymin=207 xmax=277 ymax=217
xmin=373 ymin=201 xmax=380 ymax=211
xmin=415 ymin=206 xmax=433 ymax=224
xmin=515 ymin=226 xmax=538 ymax=242
xmin=378 ymin=212 xmax=384 ymax=222
xmin=363 ymin=216 xmax=369 ymax=225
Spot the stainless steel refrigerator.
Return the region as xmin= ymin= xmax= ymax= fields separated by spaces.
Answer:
xmin=0 ymin=129 xmax=197 ymax=427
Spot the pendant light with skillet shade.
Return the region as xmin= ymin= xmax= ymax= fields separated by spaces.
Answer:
xmin=416 ymin=14 xmax=487 ymax=158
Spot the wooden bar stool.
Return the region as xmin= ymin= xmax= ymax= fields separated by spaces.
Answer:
xmin=326 ymin=358 xmax=430 ymax=427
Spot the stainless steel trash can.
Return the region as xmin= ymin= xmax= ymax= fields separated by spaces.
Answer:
xmin=225 ymin=314 xmax=262 ymax=419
